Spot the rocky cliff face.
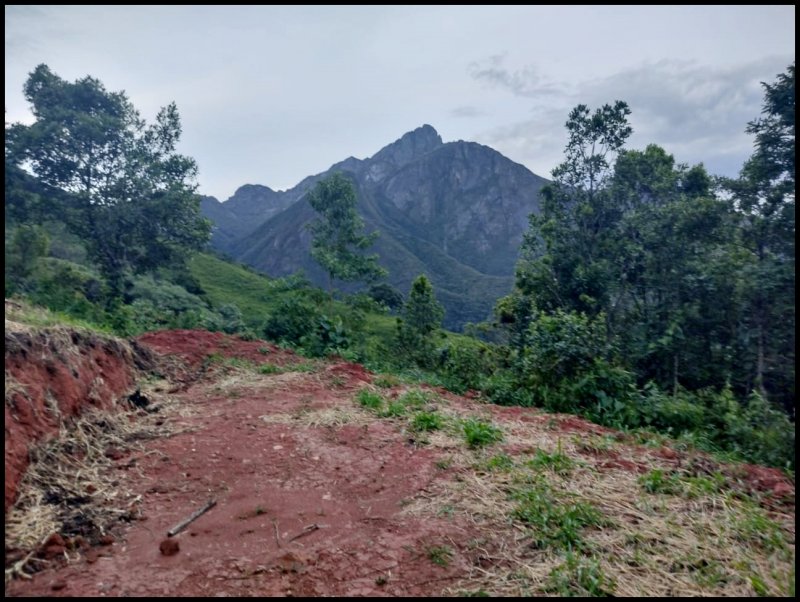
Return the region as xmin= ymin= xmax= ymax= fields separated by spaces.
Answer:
xmin=201 ymin=125 xmax=548 ymax=329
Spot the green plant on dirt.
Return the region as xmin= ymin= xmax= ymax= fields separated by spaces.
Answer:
xmin=512 ymin=481 xmax=606 ymax=551
xmin=356 ymin=389 xmax=384 ymax=412
xmin=462 ymin=418 xmax=503 ymax=448
xmin=427 ymin=544 xmax=453 ymax=567
xmin=526 ymin=442 xmax=576 ymax=475
xmin=435 ymin=457 xmax=453 ymax=470
xmin=484 ymin=453 xmax=515 ymax=472
xmin=545 ymin=552 xmax=616 ymax=597
xmin=381 ymin=400 xmax=408 ymax=418
xmin=398 ymin=388 xmax=437 ymax=409
xmin=729 ymin=499 xmax=788 ymax=554
xmin=638 ymin=468 xmax=682 ymax=495
xmin=412 ymin=411 xmax=444 ymax=432
xmin=258 ymin=363 xmax=283 ymax=375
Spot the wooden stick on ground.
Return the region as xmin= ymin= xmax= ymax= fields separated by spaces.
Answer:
xmin=167 ymin=499 xmax=217 ymax=537
xmin=286 ymin=523 xmax=320 ymax=543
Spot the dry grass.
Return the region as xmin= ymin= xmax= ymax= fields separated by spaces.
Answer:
xmin=4 ymin=392 xmax=186 ymax=584
xmin=399 ymin=408 xmax=796 ymax=597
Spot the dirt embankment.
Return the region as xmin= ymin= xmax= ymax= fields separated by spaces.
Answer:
xmin=4 ymin=326 xmax=157 ymax=513
xmin=5 ymin=327 xmax=795 ymax=597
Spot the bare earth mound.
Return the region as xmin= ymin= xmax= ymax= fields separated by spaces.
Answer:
xmin=5 ymin=329 xmax=795 ymax=596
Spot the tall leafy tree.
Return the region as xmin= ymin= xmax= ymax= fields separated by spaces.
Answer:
xmin=307 ymin=172 xmax=386 ymax=291
xmin=516 ymin=101 xmax=632 ymax=319
xmin=724 ymin=63 xmax=795 ymax=412
xmin=396 ymin=274 xmax=444 ymax=367
xmin=5 ymin=64 xmax=210 ymax=295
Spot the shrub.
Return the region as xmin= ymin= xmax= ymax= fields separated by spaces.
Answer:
xmin=412 ymin=411 xmax=444 ymax=432
xmin=263 ymin=294 xmax=321 ymax=346
xmin=462 ymin=418 xmax=503 ymax=448
xmin=438 ymin=338 xmax=500 ymax=393
xmin=356 ymin=389 xmax=384 ymax=411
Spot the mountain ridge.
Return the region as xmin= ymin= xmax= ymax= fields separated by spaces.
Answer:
xmin=201 ymin=125 xmax=548 ymax=328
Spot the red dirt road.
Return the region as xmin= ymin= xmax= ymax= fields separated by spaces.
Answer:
xmin=6 ymin=331 xmax=476 ymax=597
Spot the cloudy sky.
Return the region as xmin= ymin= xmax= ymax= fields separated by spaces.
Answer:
xmin=5 ymin=6 xmax=795 ymax=201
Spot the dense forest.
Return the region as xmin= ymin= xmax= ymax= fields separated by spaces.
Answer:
xmin=5 ymin=63 xmax=795 ymax=470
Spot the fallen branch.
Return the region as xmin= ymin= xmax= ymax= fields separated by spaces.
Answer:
xmin=286 ymin=523 xmax=320 ymax=543
xmin=272 ymin=518 xmax=281 ymax=548
xmin=167 ymin=499 xmax=217 ymax=537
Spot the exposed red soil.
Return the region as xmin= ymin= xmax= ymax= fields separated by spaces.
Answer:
xmin=5 ymin=330 xmax=479 ymax=596
xmin=137 ymin=329 xmax=296 ymax=371
xmin=5 ymin=328 xmax=795 ymax=596
xmin=4 ymin=328 xmax=151 ymax=512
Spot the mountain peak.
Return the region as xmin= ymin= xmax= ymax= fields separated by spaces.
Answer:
xmin=370 ymin=124 xmax=443 ymax=166
xmin=365 ymin=125 xmax=443 ymax=182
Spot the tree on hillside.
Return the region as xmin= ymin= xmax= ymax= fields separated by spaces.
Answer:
xmin=396 ymin=274 xmax=444 ymax=367
xmin=307 ymin=172 xmax=386 ymax=291
xmin=5 ymin=64 xmax=211 ymax=296
xmin=724 ymin=62 xmax=795 ymax=411
xmin=516 ymin=101 xmax=632 ymax=319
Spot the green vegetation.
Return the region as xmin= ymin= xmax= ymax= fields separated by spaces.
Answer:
xmin=307 ymin=172 xmax=386 ymax=291
xmin=526 ymin=445 xmax=576 ymax=475
xmin=5 ymin=62 xmax=793 ymax=473
xmin=512 ymin=481 xmax=606 ymax=551
xmin=396 ymin=274 xmax=445 ymax=368
xmin=356 ymin=389 xmax=384 ymax=411
xmin=6 ymin=64 xmax=210 ymax=296
xmin=545 ymin=552 xmax=616 ymax=597
xmin=462 ymin=418 xmax=503 ymax=449
xmin=411 ymin=411 xmax=445 ymax=432
xmin=484 ymin=453 xmax=515 ymax=472
xmin=638 ymin=469 xmax=683 ymax=495
xmin=426 ymin=544 xmax=453 ymax=567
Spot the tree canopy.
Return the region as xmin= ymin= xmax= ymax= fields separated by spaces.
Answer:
xmin=5 ymin=64 xmax=210 ymax=294
xmin=307 ymin=172 xmax=386 ymax=290
xmin=508 ymin=68 xmax=795 ymax=437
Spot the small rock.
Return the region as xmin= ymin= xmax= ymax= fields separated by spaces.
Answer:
xmin=43 ymin=544 xmax=65 ymax=559
xmin=86 ymin=549 xmax=99 ymax=564
xmin=159 ymin=538 xmax=180 ymax=556
xmin=99 ymin=534 xmax=115 ymax=546
xmin=275 ymin=551 xmax=307 ymax=574
xmin=51 ymin=580 xmax=67 ymax=591
xmin=44 ymin=533 xmax=66 ymax=548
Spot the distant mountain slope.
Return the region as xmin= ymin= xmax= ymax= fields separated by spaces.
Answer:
xmin=202 ymin=125 xmax=548 ymax=328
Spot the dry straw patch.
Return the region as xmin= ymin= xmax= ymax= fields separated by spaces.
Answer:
xmin=402 ymin=409 xmax=795 ymax=597
xmin=4 ymin=392 xmax=186 ymax=584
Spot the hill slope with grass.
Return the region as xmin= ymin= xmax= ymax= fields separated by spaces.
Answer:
xmin=5 ymin=321 xmax=795 ymax=596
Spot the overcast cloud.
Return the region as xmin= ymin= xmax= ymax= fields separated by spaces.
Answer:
xmin=5 ymin=6 xmax=795 ymax=200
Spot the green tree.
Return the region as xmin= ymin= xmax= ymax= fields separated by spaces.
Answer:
xmin=5 ymin=64 xmax=211 ymax=296
xmin=307 ymin=172 xmax=386 ymax=292
xmin=724 ymin=63 xmax=795 ymax=412
xmin=5 ymin=224 xmax=50 ymax=291
xmin=396 ymin=274 xmax=444 ymax=367
xmin=516 ymin=101 xmax=632 ymax=320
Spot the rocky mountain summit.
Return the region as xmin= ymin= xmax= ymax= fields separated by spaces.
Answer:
xmin=201 ymin=125 xmax=548 ymax=328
